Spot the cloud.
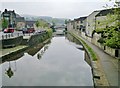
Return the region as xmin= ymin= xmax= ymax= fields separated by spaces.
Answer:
xmin=0 ymin=0 xmax=108 ymax=2
xmin=1 ymin=1 xmax=106 ymax=18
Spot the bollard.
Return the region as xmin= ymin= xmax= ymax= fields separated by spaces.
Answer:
xmin=8 ymin=34 xmax=10 ymax=38
xmin=18 ymin=33 xmax=19 ymax=37
xmin=6 ymin=34 xmax=7 ymax=39
xmin=11 ymin=33 xmax=13 ymax=37
xmin=2 ymin=35 xmax=4 ymax=39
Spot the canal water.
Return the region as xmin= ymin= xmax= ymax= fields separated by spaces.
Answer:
xmin=1 ymin=35 xmax=93 ymax=86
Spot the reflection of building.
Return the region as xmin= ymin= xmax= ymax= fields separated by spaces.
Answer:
xmin=1 ymin=9 xmax=16 ymax=28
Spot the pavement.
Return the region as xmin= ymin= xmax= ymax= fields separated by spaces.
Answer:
xmin=74 ymin=32 xmax=119 ymax=87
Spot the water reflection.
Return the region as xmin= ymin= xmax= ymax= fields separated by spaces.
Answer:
xmin=26 ymin=40 xmax=51 ymax=56
xmin=37 ymin=53 xmax=41 ymax=60
xmin=5 ymin=62 xmax=14 ymax=78
xmin=66 ymin=33 xmax=91 ymax=66
xmin=2 ymin=36 xmax=93 ymax=86
xmin=65 ymin=33 xmax=84 ymax=51
xmin=37 ymin=44 xmax=49 ymax=60
xmin=2 ymin=40 xmax=51 ymax=79
xmin=84 ymin=52 xmax=92 ymax=67
xmin=2 ymin=52 xmax=24 ymax=64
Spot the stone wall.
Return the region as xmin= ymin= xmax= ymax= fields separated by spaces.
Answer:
xmin=1 ymin=36 xmax=23 ymax=48
xmin=81 ymin=31 xmax=120 ymax=58
xmin=27 ymin=32 xmax=49 ymax=46
xmin=92 ymin=33 xmax=120 ymax=58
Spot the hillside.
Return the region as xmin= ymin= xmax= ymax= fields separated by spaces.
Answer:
xmin=21 ymin=14 xmax=67 ymax=25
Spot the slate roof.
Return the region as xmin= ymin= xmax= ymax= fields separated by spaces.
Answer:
xmin=95 ymin=9 xmax=114 ymax=17
xmin=74 ymin=16 xmax=87 ymax=21
xmin=2 ymin=9 xmax=16 ymax=17
xmin=16 ymin=17 xmax=25 ymax=22
xmin=26 ymin=21 xmax=36 ymax=27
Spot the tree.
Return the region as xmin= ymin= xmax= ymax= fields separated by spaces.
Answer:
xmin=35 ymin=20 xmax=40 ymax=28
xmin=2 ymin=19 xmax=8 ymax=30
xmin=96 ymin=0 xmax=120 ymax=49
xmin=35 ymin=19 xmax=49 ymax=28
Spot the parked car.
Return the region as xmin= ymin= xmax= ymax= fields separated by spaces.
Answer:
xmin=4 ymin=28 xmax=14 ymax=33
xmin=22 ymin=28 xmax=35 ymax=33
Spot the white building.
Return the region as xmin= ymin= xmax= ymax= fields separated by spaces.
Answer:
xmin=86 ymin=10 xmax=100 ymax=37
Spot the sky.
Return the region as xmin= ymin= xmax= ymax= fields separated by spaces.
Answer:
xmin=0 ymin=0 xmax=114 ymax=19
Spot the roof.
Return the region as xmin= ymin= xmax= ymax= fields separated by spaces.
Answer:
xmin=74 ymin=16 xmax=87 ymax=21
xmin=26 ymin=21 xmax=36 ymax=27
xmin=87 ymin=10 xmax=101 ymax=17
xmin=95 ymin=8 xmax=114 ymax=17
xmin=16 ymin=14 xmax=21 ymax=18
xmin=2 ymin=9 xmax=16 ymax=16
xmin=16 ymin=17 xmax=25 ymax=22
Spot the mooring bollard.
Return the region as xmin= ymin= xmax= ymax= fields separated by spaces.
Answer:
xmin=11 ymin=33 xmax=13 ymax=37
xmin=2 ymin=35 xmax=4 ymax=39
xmin=18 ymin=33 xmax=19 ymax=37
xmin=6 ymin=34 xmax=7 ymax=39
xmin=8 ymin=34 xmax=10 ymax=38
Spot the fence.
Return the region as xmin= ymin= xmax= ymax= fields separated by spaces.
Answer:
xmin=1 ymin=32 xmax=35 ymax=40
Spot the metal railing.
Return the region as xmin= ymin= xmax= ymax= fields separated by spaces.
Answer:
xmin=1 ymin=30 xmax=47 ymax=40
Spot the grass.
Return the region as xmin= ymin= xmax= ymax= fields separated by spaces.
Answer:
xmin=69 ymin=32 xmax=97 ymax=61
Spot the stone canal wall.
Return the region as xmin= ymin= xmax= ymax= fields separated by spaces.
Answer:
xmin=1 ymin=30 xmax=52 ymax=59
xmin=20 ymin=32 xmax=50 ymax=46
xmin=1 ymin=36 xmax=23 ymax=48
xmin=27 ymin=32 xmax=49 ymax=46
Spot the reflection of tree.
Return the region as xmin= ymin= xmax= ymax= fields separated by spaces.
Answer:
xmin=27 ymin=46 xmax=42 ymax=56
xmin=27 ymin=40 xmax=51 ymax=56
xmin=5 ymin=62 xmax=14 ymax=78
xmin=37 ymin=53 xmax=41 ymax=60
xmin=5 ymin=60 xmax=17 ymax=78
xmin=37 ymin=45 xmax=49 ymax=60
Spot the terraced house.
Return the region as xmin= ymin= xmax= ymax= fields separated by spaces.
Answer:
xmin=66 ymin=8 xmax=120 ymax=58
xmin=16 ymin=17 xmax=26 ymax=30
xmin=85 ymin=10 xmax=100 ymax=37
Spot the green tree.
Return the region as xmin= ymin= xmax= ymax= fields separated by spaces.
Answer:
xmin=2 ymin=19 xmax=8 ymax=30
xmin=96 ymin=0 xmax=120 ymax=49
xmin=35 ymin=20 xmax=40 ymax=28
xmin=35 ymin=19 xmax=49 ymax=28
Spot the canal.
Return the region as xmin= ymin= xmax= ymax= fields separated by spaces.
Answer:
xmin=1 ymin=35 xmax=93 ymax=86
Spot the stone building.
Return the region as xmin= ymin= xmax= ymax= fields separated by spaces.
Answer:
xmin=26 ymin=21 xmax=36 ymax=28
xmin=95 ymin=9 xmax=115 ymax=29
xmin=1 ymin=9 xmax=16 ymax=28
xmin=16 ymin=17 xmax=25 ymax=30
xmin=86 ymin=10 xmax=100 ymax=37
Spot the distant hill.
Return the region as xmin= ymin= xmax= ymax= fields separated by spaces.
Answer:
xmin=21 ymin=14 xmax=67 ymax=25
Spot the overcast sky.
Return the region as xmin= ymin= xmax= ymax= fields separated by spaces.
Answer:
xmin=0 ymin=0 xmax=113 ymax=19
